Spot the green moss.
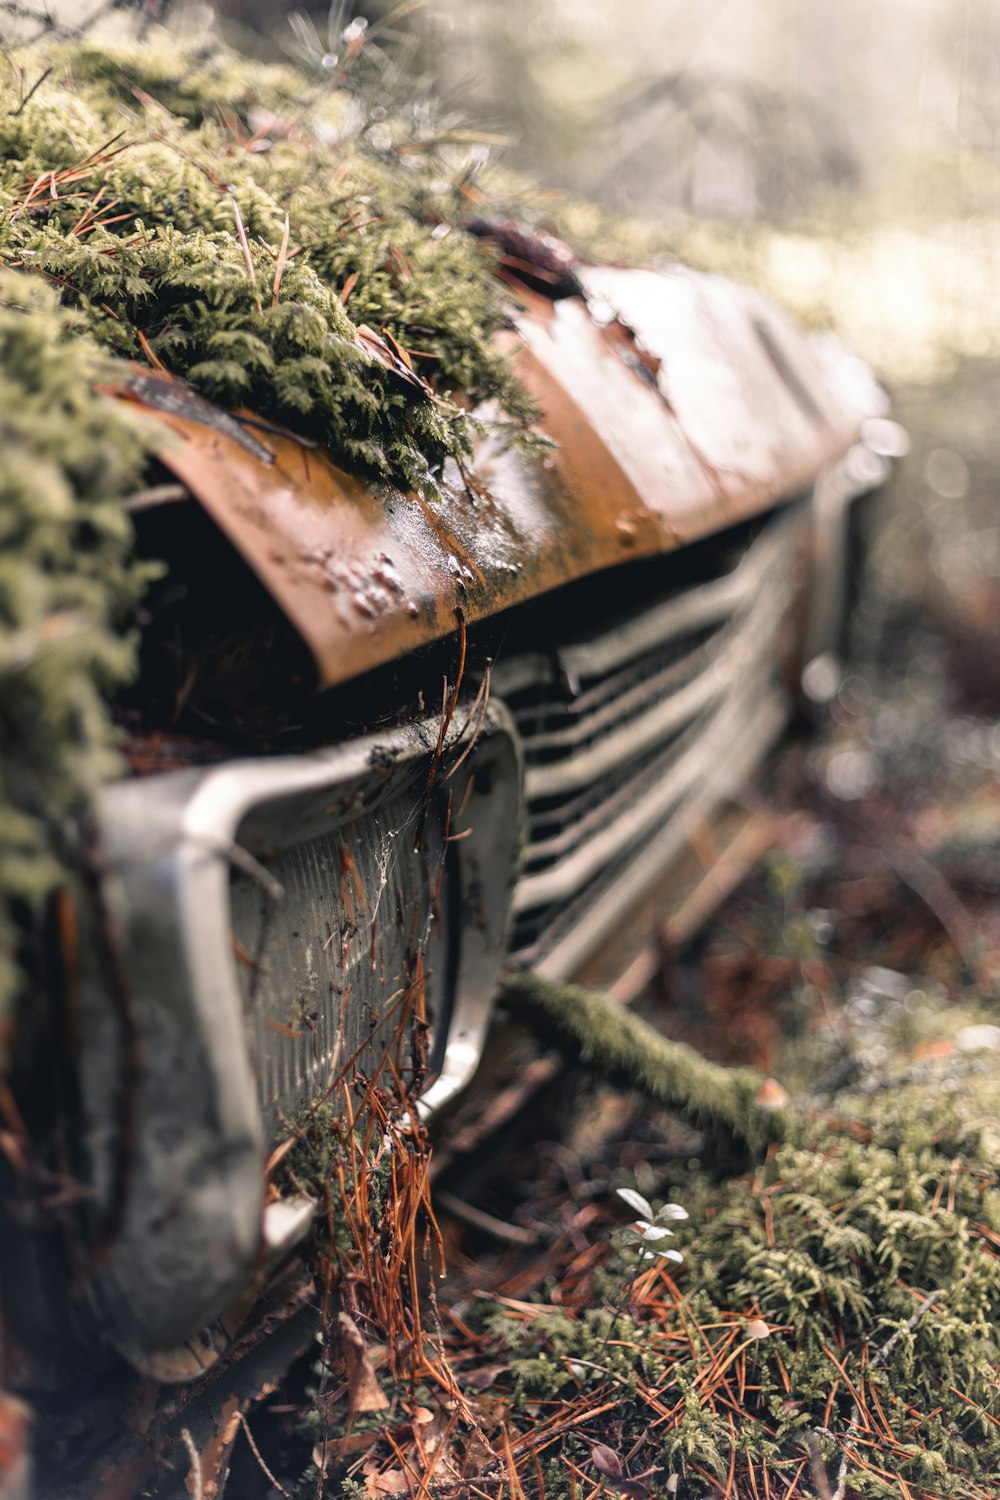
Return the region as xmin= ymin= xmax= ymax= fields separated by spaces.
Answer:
xmin=0 ymin=269 xmax=160 ymax=1041
xmin=275 ymin=1099 xmax=395 ymax=1262
xmin=0 ymin=23 xmax=537 ymax=1031
xmin=500 ymin=969 xmax=786 ymax=1161
xmin=0 ymin=29 xmax=533 ymax=491
xmin=467 ymin=1041 xmax=1000 ymax=1497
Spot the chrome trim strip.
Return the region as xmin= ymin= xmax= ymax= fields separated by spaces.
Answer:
xmin=524 ymin=620 xmax=757 ymax=801
xmin=513 ymin=660 xmax=776 ymax=914
xmin=555 ymin=524 xmax=780 ymax=681
xmin=803 ymin=440 xmax=894 ymax=669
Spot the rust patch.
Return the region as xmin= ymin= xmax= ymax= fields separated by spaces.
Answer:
xmin=577 ymin=265 xmax=859 ymax=507
xmin=113 ymin=266 xmax=871 ymax=691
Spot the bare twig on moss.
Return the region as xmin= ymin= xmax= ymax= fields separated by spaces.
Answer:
xmin=434 ymin=1188 xmax=539 ymax=1246
xmin=272 ymin=211 xmax=290 ymax=308
xmin=870 ymin=1287 xmax=943 ymax=1372
xmin=230 ymin=193 xmax=262 ymax=315
xmin=804 ymin=1432 xmax=834 ymax=1500
xmin=237 ymin=1413 xmax=292 ymax=1499
xmin=7 ymin=64 xmax=50 ymax=116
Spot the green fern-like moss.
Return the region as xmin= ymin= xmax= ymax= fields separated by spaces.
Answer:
xmin=0 ymin=269 xmax=160 ymax=1034
xmin=0 ymin=21 xmax=536 ymax=1027
xmin=0 ymin=27 xmax=532 ymax=491
xmin=470 ymin=1052 xmax=1000 ymax=1498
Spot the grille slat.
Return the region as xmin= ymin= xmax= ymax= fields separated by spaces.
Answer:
xmin=512 ymin=624 xmax=716 ymax=753
xmin=504 ymin=511 xmax=802 ymax=962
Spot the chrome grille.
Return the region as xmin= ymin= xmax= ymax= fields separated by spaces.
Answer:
xmin=502 ymin=512 xmax=802 ymax=967
xmin=230 ymin=772 xmax=451 ymax=1123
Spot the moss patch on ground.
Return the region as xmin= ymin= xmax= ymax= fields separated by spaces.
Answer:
xmin=418 ymin=993 xmax=999 ymax=1500
xmin=272 ymin=980 xmax=1000 ymax=1499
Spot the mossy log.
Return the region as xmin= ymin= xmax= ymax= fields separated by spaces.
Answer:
xmin=499 ymin=969 xmax=787 ymax=1162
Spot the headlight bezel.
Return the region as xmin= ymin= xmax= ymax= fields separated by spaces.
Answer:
xmin=75 ymin=704 xmax=521 ymax=1361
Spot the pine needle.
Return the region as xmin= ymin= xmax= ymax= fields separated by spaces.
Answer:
xmin=271 ymin=211 xmax=290 ymax=309
xmin=230 ymin=193 xmax=262 ymax=315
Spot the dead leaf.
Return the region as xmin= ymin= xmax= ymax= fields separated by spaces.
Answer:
xmin=313 ymin=1431 xmax=381 ymax=1468
xmin=364 ymin=1467 xmax=411 ymax=1496
xmin=591 ymin=1442 xmax=624 ymax=1481
xmin=462 ymin=1364 xmax=509 ymax=1391
xmin=338 ymin=1312 xmax=389 ymax=1416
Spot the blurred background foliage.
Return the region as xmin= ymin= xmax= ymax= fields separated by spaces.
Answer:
xmin=15 ymin=0 xmax=1000 ymax=381
xmin=13 ymin=1 xmax=1000 ymax=387
xmin=193 ymin=0 xmax=1000 ymax=383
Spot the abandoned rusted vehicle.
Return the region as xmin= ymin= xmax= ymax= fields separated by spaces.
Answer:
xmin=0 ymin=74 xmax=901 ymax=1483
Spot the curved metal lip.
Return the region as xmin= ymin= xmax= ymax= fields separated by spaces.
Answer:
xmin=110 ymin=262 xmax=884 ymax=692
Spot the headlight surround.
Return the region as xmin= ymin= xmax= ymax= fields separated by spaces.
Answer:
xmin=75 ymin=705 xmax=521 ymax=1359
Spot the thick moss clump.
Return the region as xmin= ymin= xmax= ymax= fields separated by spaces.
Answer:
xmin=0 ymin=29 xmax=532 ymax=490
xmin=500 ymin=969 xmax=786 ymax=1161
xmin=0 ymin=270 xmax=159 ymax=1037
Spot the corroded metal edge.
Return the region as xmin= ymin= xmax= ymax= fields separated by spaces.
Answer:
xmin=109 ymin=264 xmax=882 ymax=691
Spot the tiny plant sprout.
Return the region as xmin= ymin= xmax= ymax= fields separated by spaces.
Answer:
xmin=615 ymin=1187 xmax=688 ymax=1264
xmin=597 ymin=1185 xmax=690 ymax=1355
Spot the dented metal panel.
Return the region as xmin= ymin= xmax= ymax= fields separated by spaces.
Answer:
xmin=110 ymin=266 xmax=872 ymax=690
xmin=578 ymin=266 xmax=868 ymax=497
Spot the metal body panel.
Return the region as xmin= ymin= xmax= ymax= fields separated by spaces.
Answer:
xmin=113 ymin=264 xmax=876 ymax=690
xmin=575 ymin=266 xmax=859 ymax=507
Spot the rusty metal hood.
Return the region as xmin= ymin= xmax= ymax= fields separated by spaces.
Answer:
xmin=116 ymin=262 xmax=885 ymax=690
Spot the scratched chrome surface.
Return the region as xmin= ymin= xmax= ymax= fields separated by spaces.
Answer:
xmin=112 ymin=263 xmax=876 ymax=691
xmin=501 ymin=505 xmax=802 ymax=968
